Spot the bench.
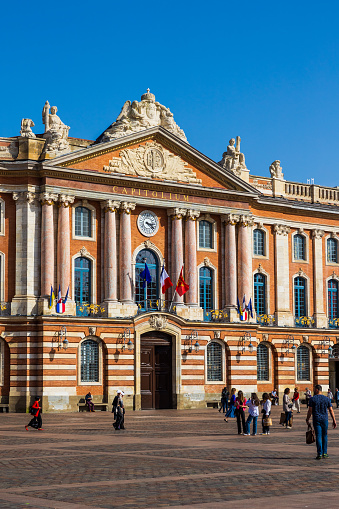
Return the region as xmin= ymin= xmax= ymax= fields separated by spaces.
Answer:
xmin=206 ymin=401 xmax=219 ymax=409
xmin=0 ymin=404 xmax=9 ymax=413
xmin=77 ymin=402 xmax=109 ymax=412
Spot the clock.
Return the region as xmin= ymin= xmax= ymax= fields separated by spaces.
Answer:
xmin=137 ymin=210 xmax=159 ymax=237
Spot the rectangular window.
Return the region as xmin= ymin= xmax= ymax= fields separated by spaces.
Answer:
xmin=257 ymin=345 xmax=269 ymax=381
xmin=199 ymin=221 xmax=213 ymax=249
xmin=207 ymin=342 xmax=222 ymax=381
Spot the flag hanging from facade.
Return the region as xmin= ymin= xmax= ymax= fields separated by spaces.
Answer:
xmin=175 ymin=267 xmax=189 ymax=296
xmin=240 ymin=295 xmax=248 ymax=321
xmin=248 ymin=297 xmax=253 ymax=318
xmin=64 ymin=286 xmax=69 ymax=305
xmin=56 ymin=285 xmax=65 ymax=314
xmin=160 ymin=265 xmax=173 ymax=294
xmin=48 ymin=285 xmax=55 ymax=309
xmin=140 ymin=263 xmax=152 ymax=289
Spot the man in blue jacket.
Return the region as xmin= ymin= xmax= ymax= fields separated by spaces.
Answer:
xmin=306 ymin=385 xmax=337 ymax=459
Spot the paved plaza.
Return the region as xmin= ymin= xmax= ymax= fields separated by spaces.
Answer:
xmin=0 ymin=406 xmax=339 ymax=508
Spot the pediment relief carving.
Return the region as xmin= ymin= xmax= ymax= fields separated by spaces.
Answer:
xmin=103 ymin=141 xmax=202 ymax=185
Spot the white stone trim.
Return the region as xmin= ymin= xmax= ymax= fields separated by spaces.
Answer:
xmin=72 ymin=249 xmax=97 ymax=304
xmin=205 ymin=338 xmax=226 ymax=384
xmin=291 ymin=230 xmax=309 ymax=263
xmin=197 ymin=214 xmax=217 ymax=252
xmin=197 ymin=259 xmax=218 ymax=311
xmin=0 ymin=198 xmax=5 ymax=236
xmin=292 ymin=270 xmax=310 ymax=317
xmin=253 ymin=266 xmax=270 ymax=315
xmin=131 ymin=242 xmax=165 ymax=303
xmin=72 ymin=200 xmax=96 ymax=241
xmin=0 ymin=251 xmax=5 ymax=303
xmin=77 ymin=335 xmax=103 ymax=386
xmin=325 ymin=234 xmax=339 ymax=266
xmin=252 ymin=224 xmax=269 ymax=259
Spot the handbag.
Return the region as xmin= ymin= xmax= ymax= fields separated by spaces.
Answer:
xmin=306 ymin=424 xmax=315 ymax=444
xmin=264 ymin=417 xmax=272 ymax=426
xmin=280 ymin=412 xmax=286 ymax=424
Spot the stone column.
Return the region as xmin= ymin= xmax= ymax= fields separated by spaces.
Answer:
xmin=223 ymin=214 xmax=239 ymax=319
xmin=238 ymin=215 xmax=254 ymax=304
xmin=119 ymin=202 xmax=136 ymax=305
xmin=168 ymin=208 xmax=186 ymax=306
xmin=57 ymin=194 xmax=74 ymax=297
xmin=312 ymin=229 xmax=327 ymax=327
xmin=274 ymin=224 xmax=293 ymax=326
xmin=40 ymin=193 xmax=58 ymax=298
xmin=102 ymin=200 xmax=120 ymax=302
xmin=185 ymin=209 xmax=200 ymax=306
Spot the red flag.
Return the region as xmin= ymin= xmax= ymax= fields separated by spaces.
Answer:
xmin=175 ymin=267 xmax=189 ymax=296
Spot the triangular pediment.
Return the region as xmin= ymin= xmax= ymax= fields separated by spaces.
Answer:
xmin=46 ymin=127 xmax=259 ymax=195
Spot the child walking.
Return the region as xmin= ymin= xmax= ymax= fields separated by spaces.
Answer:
xmin=244 ymin=393 xmax=260 ymax=436
xmin=261 ymin=392 xmax=272 ymax=435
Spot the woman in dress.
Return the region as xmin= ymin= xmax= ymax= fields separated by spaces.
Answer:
xmin=235 ymin=390 xmax=247 ymax=434
xmin=224 ymin=387 xmax=237 ymax=423
xmin=283 ymin=387 xmax=293 ymax=429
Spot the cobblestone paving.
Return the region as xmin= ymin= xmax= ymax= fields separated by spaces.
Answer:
xmin=0 ymin=406 xmax=339 ymax=508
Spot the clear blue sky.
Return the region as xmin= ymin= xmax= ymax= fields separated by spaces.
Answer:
xmin=1 ymin=1 xmax=339 ymax=187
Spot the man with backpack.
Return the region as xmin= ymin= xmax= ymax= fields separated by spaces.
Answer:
xmin=219 ymin=386 xmax=229 ymax=413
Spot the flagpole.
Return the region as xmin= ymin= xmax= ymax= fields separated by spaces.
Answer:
xmin=169 ymin=264 xmax=183 ymax=313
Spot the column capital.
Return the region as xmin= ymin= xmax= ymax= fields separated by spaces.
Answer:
xmin=39 ymin=192 xmax=58 ymax=206
xmin=222 ymin=213 xmax=240 ymax=225
xmin=101 ymin=199 xmax=120 ymax=212
xmin=185 ymin=209 xmax=200 ymax=221
xmin=168 ymin=207 xmax=186 ymax=219
xmin=13 ymin=191 xmax=37 ymax=204
xmin=273 ymin=223 xmax=290 ymax=236
xmin=58 ymin=194 xmax=75 ymax=207
xmin=239 ymin=214 xmax=254 ymax=227
xmin=312 ymin=229 xmax=325 ymax=239
xmin=120 ymin=201 xmax=136 ymax=214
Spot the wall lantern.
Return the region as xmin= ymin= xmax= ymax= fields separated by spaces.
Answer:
xmin=239 ymin=332 xmax=253 ymax=354
xmin=122 ymin=328 xmax=133 ymax=351
xmin=320 ymin=336 xmax=332 ymax=357
xmin=284 ymin=335 xmax=296 ymax=354
xmin=58 ymin=326 xmax=68 ymax=351
xmin=187 ymin=330 xmax=199 ymax=353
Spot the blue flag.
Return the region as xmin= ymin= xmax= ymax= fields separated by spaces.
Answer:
xmin=237 ymin=297 xmax=241 ymax=316
xmin=140 ymin=263 xmax=152 ymax=288
xmin=248 ymin=298 xmax=253 ymax=318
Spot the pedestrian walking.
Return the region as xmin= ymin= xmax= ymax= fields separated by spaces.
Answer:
xmin=335 ymin=388 xmax=339 ymax=409
xmin=235 ymin=390 xmax=247 ymax=435
xmin=219 ymin=386 xmax=229 ymax=413
xmin=283 ymin=388 xmax=293 ymax=429
xmin=305 ymin=387 xmax=311 ymax=407
xmin=292 ymin=387 xmax=301 ymax=413
xmin=224 ymin=388 xmax=236 ymax=423
xmin=244 ymin=393 xmax=260 ymax=436
xmin=113 ymin=390 xmax=125 ymax=430
xmin=261 ymin=393 xmax=272 ymax=435
xmin=25 ymin=396 xmax=43 ymax=431
xmin=327 ymin=388 xmax=333 ymax=402
xmin=306 ymin=384 xmax=337 ymax=460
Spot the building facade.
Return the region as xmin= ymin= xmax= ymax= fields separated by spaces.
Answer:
xmin=0 ymin=91 xmax=338 ymax=412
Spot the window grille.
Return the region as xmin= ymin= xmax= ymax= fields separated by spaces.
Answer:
xmin=253 ymin=229 xmax=265 ymax=256
xmin=328 ymin=279 xmax=338 ymax=320
xmin=74 ymin=257 xmax=91 ymax=305
xmin=294 ymin=277 xmax=306 ymax=317
xmin=297 ymin=345 xmax=310 ymax=381
xmin=199 ymin=267 xmax=213 ymax=311
xmin=199 ymin=221 xmax=213 ymax=249
xmin=254 ymin=273 xmax=266 ymax=315
xmin=75 ymin=206 xmax=92 ymax=237
xmin=257 ymin=344 xmax=269 ymax=381
xmin=81 ymin=340 xmax=99 ymax=382
xmin=135 ymin=249 xmax=159 ymax=310
xmin=294 ymin=234 xmax=305 ymax=260
xmin=207 ymin=341 xmax=222 ymax=381
xmin=327 ymin=238 xmax=338 ymax=263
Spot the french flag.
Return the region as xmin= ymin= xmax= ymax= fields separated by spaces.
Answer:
xmin=160 ymin=265 xmax=173 ymax=294
xmin=56 ymin=285 xmax=65 ymax=314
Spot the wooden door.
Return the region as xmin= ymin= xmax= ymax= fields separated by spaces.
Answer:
xmin=141 ymin=333 xmax=172 ymax=409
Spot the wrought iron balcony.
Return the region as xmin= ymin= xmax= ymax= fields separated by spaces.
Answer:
xmin=203 ymin=309 xmax=228 ymax=322
xmin=294 ymin=316 xmax=315 ymax=328
xmin=136 ymin=300 xmax=177 ymax=315
xmin=0 ymin=302 xmax=10 ymax=316
xmin=256 ymin=314 xmax=276 ymax=326
xmin=329 ymin=318 xmax=339 ymax=329
xmin=76 ymin=303 xmax=106 ymax=317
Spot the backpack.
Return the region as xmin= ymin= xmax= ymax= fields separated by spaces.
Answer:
xmin=222 ymin=388 xmax=229 ymax=399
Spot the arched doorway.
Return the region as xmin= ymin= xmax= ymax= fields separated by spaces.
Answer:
xmin=141 ymin=331 xmax=172 ymax=409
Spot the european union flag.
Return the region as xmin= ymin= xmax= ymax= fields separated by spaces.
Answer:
xmin=140 ymin=263 xmax=152 ymax=288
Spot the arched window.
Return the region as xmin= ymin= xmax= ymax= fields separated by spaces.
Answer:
xmin=257 ymin=343 xmax=269 ymax=381
xmin=207 ymin=341 xmax=222 ymax=381
xmin=81 ymin=339 xmax=99 ymax=382
xmin=294 ymin=234 xmax=306 ymax=260
xmin=75 ymin=206 xmax=92 ymax=237
xmin=199 ymin=266 xmax=213 ymax=320
xmin=297 ymin=345 xmax=310 ymax=381
xmin=294 ymin=277 xmax=306 ymax=317
xmin=199 ymin=221 xmax=213 ymax=249
xmin=328 ymin=279 xmax=339 ymax=320
xmin=327 ymin=238 xmax=338 ymax=263
xmin=253 ymin=229 xmax=265 ymax=256
xmin=135 ymin=249 xmax=159 ymax=311
xmin=254 ymin=273 xmax=266 ymax=315
xmin=75 ymin=257 xmax=91 ymax=314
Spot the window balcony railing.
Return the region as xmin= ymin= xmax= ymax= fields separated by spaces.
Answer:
xmin=76 ymin=303 xmax=106 ymax=317
xmin=294 ymin=316 xmax=315 ymax=328
xmin=0 ymin=302 xmax=10 ymax=316
xmin=203 ymin=309 xmax=228 ymax=322
xmin=256 ymin=314 xmax=276 ymax=326
xmin=136 ymin=300 xmax=177 ymax=315
xmin=329 ymin=318 xmax=339 ymax=329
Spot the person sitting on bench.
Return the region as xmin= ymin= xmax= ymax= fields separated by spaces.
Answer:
xmin=271 ymin=389 xmax=279 ymax=405
xmin=85 ymin=392 xmax=95 ymax=412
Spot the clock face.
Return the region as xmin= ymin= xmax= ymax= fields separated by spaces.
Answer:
xmin=137 ymin=210 xmax=159 ymax=237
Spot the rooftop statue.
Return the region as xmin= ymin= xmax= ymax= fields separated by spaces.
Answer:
xmin=269 ymin=160 xmax=284 ymax=179
xmin=219 ymin=136 xmax=247 ymax=176
xmin=42 ymin=101 xmax=70 ymax=155
xmin=20 ymin=119 xmax=36 ymax=138
xmin=99 ymin=90 xmax=187 ymax=143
